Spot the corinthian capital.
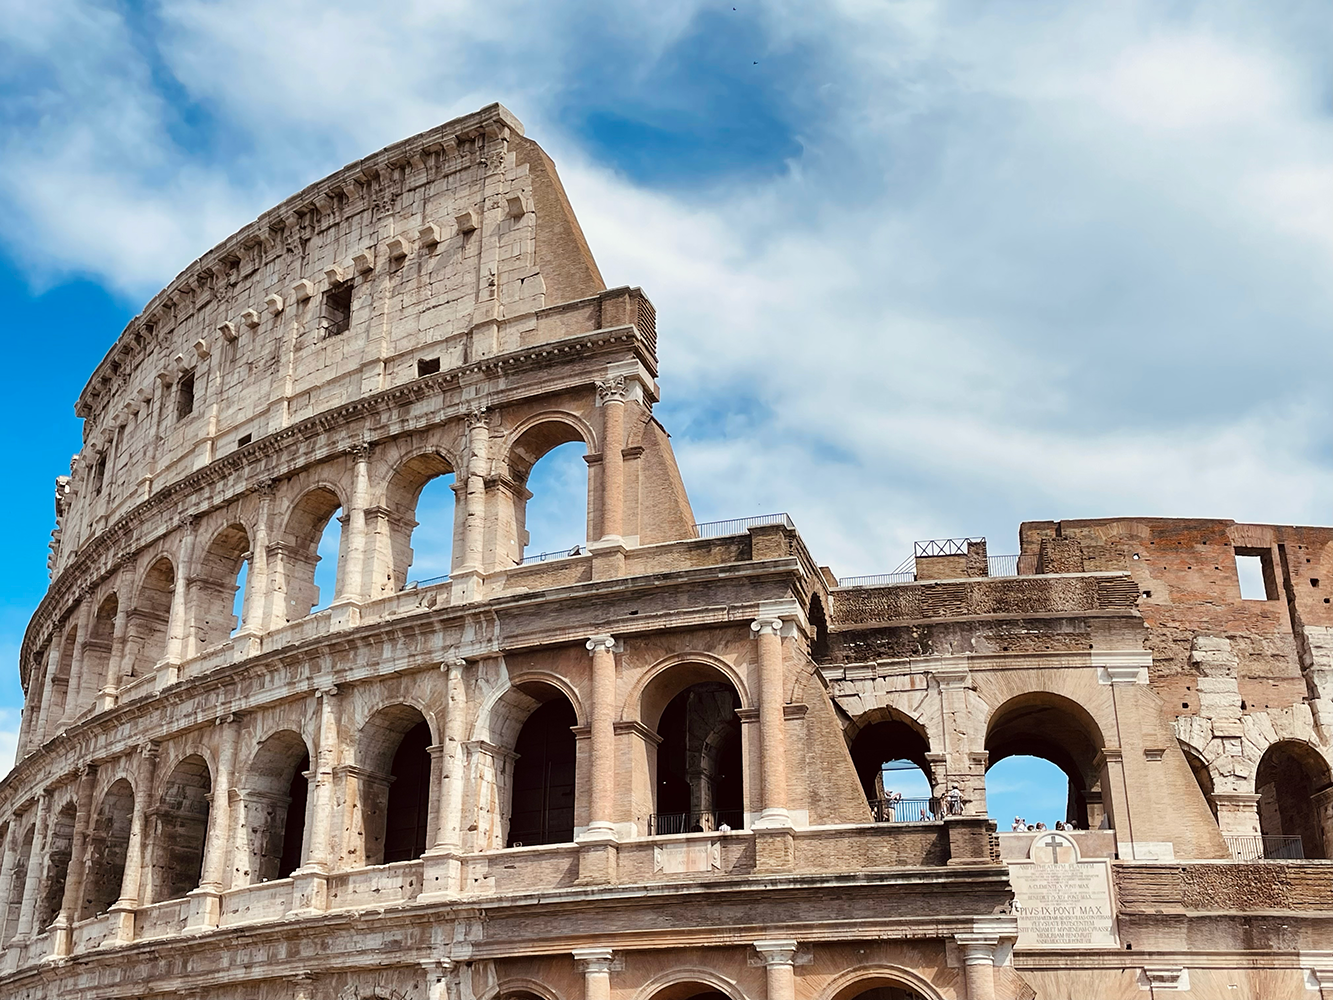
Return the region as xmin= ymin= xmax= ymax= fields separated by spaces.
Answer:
xmin=595 ymin=376 xmax=627 ymax=404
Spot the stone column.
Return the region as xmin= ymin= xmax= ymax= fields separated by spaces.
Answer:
xmin=235 ymin=481 xmax=273 ymax=648
xmin=49 ymin=765 xmax=98 ymax=957
xmin=332 ymin=444 xmax=372 ymax=624
xmin=61 ymin=601 xmax=93 ymax=727
xmin=586 ymin=635 xmax=617 ymax=835
xmin=453 ymin=409 xmax=489 ymax=603
xmin=111 ymin=743 xmax=159 ymax=943
xmin=954 ymin=933 xmax=1000 ymax=1000
xmin=573 ymin=948 xmax=614 ymax=1000
xmin=422 ymin=958 xmax=455 ymax=1000
xmin=32 ymin=641 xmax=61 ymax=751
xmin=1313 ymin=787 xmax=1333 ymax=860
xmin=752 ymin=618 xmax=790 ymax=827
xmin=596 ymin=378 xmax=627 ymax=541
xmin=187 ymin=715 xmax=240 ymax=930
xmin=292 ymin=687 xmax=338 ymax=913
xmin=12 ymin=792 xmax=50 ymax=941
xmin=99 ymin=601 xmax=130 ymax=712
xmin=438 ymin=659 xmax=468 ymax=851
xmin=754 ymin=940 xmax=798 ymax=1000
xmin=159 ymin=518 xmax=198 ymax=689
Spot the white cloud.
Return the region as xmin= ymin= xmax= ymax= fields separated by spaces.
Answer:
xmin=0 ymin=0 xmax=1328 ymax=589
xmin=0 ymin=709 xmax=18 ymax=778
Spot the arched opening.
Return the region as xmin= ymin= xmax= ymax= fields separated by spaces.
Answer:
xmin=79 ymin=595 xmax=118 ymax=713
xmin=508 ymin=422 xmax=589 ymax=566
xmin=1180 ymin=742 xmax=1218 ymax=823
xmin=1256 ymin=740 xmax=1333 ymax=860
xmin=385 ymin=453 xmax=456 ymax=592
xmin=653 ymin=678 xmax=744 ymax=834
xmin=126 ymin=557 xmax=174 ymax=678
xmin=36 ymin=802 xmax=77 ymax=930
xmin=280 ymin=487 xmax=343 ymax=621
xmin=191 ymin=523 xmax=250 ymax=650
xmin=238 ymin=730 xmax=311 ymax=885
xmin=848 ymin=712 xmax=935 ymax=822
xmin=357 ymin=706 xmax=432 ymax=866
xmin=645 ymin=984 xmax=735 ymax=1000
xmin=986 ymin=756 xmax=1073 ymax=831
xmin=830 ymin=981 xmax=932 ymax=1000
xmin=81 ymin=779 xmax=134 ymax=919
xmin=809 ymin=593 xmax=830 ymax=661
xmin=986 ymin=694 xmax=1107 ymax=831
xmin=47 ymin=627 xmax=79 ymax=726
xmin=5 ymin=826 xmax=33 ymax=941
xmin=150 ymin=755 xmax=212 ymax=902
xmin=508 ymin=693 xmax=578 ymax=847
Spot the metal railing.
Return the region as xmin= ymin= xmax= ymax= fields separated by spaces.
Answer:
xmin=1224 ymin=834 xmax=1304 ymax=861
xmin=648 ymin=810 xmax=745 ymax=835
xmin=869 ymin=797 xmax=943 ymax=823
xmin=694 ymin=513 xmax=795 ymax=539
xmin=987 ymin=554 xmax=1019 ymax=577
xmin=840 ymin=571 xmax=917 ymax=588
xmin=914 ymin=537 xmax=983 ymax=557
xmin=520 ymin=545 xmax=586 ymax=564
xmin=404 ymin=574 xmax=450 ymax=589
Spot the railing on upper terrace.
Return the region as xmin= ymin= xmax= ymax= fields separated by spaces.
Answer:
xmin=869 ymin=797 xmax=944 ymax=823
xmin=840 ymin=555 xmax=1019 ymax=588
xmin=648 ymin=810 xmax=745 ymax=835
xmin=694 ymin=513 xmax=795 ymax=538
xmin=521 ymin=545 xmax=587 ymax=564
xmin=1224 ymin=834 xmax=1304 ymax=861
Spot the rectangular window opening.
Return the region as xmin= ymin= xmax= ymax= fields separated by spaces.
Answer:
xmin=1235 ymin=549 xmax=1277 ymax=601
xmin=417 ymin=357 xmax=441 ymax=378
xmin=321 ymin=281 xmax=353 ymax=337
xmin=92 ymin=454 xmax=107 ymax=496
xmin=175 ymin=370 xmax=196 ymax=421
xmin=237 ymin=434 xmax=252 ymax=448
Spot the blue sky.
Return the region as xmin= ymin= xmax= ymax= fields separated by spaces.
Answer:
xmin=1 ymin=1 xmax=1330 ymax=794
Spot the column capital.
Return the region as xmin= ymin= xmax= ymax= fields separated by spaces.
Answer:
xmin=349 ymin=441 xmax=373 ymax=462
xmin=595 ymin=375 xmax=628 ymax=404
xmin=586 ymin=634 xmax=618 ymax=654
xmin=751 ymin=618 xmax=783 ymax=637
xmin=753 ymin=939 xmax=798 ymax=966
xmin=465 ymin=405 xmax=489 ymax=430
xmin=572 ymin=947 xmax=615 ymax=972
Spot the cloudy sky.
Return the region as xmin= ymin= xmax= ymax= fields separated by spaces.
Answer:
xmin=0 ymin=1 xmax=1329 ymax=801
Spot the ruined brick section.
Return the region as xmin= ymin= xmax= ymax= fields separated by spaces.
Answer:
xmin=3 ymin=107 xmax=1332 ymax=1000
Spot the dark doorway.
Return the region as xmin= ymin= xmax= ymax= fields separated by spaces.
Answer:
xmin=278 ymin=751 xmax=310 ymax=878
xmin=655 ymin=682 xmax=743 ymax=833
xmin=383 ymin=721 xmax=432 ymax=863
xmin=508 ymin=699 xmax=577 ymax=847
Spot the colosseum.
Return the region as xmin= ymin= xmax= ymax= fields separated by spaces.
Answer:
xmin=2 ymin=102 xmax=1332 ymax=1000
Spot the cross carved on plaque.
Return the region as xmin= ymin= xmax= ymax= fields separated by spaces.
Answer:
xmin=1040 ymin=835 xmax=1066 ymax=863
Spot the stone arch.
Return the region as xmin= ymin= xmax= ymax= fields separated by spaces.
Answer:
xmin=355 ymin=704 xmax=434 ymax=866
xmin=623 ymin=652 xmax=753 ymax=729
xmin=819 ymin=965 xmax=946 ymax=1000
xmin=36 ymin=800 xmax=77 ymax=930
xmin=126 ymin=556 xmax=175 ymax=679
xmin=479 ymin=977 xmax=566 ymax=1000
xmin=5 ymin=823 xmax=34 ymax=941
xmin=81 ymin=778 xmax=134 ymax=919
xmin=150 ymin=753 xmax=212 ymax=902
xmin=79 ymin=593 xmax=119 ymax=712
xmin=47 ymin=625 xmax=79 ymax=728
xmin=279 ymin=485 xmax=345 ymax=621
xmin=236 ymin=729 xmax=311 ymax=885
xmin=191 ymin=522 xmax=251 ymax=650
xmin=845 ymin=707 xmax=936 ymax=820
xmin=382 ymin=450 xmax=457 ymax=593
xmin=475 ymin=671 xmax=589 ymax=746
xmin=501 ymin=413 xmax=597 ymax=565
xmin=1256 ymin=739 xmax=1333 ymax=859
xmin=634 ymin=968 xmax=746 ymax=1000
xmin=809 ymin=592 xmax=830 ymax=661
xmin=1178 ymin=740 xmax=1219 ymax=823
xmin=985 ymin=691 xmax=1108 ymax=830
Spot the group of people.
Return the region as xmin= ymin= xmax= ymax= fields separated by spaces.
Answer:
xmin=1010 ymin=816 xmax=1080 ymax=832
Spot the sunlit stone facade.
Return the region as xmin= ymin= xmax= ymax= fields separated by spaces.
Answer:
xmin=4 ymin=104 xmax=1333 ymax=1000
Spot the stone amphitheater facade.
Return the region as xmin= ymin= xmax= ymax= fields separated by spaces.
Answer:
xmin=3 ymin=103 xmax=1333 ymax=1000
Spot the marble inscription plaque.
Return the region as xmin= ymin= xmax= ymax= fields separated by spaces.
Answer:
xmin=1010 ymin=832 xmax=1118 ymax=949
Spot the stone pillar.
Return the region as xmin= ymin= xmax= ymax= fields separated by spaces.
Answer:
xmin=752 ymin=618 xmax=790 ymax=827
xmin=1212 ymin=791 xmax=1261 ymax=841
xmin=12 ymin=792 xmax=50 ymax=941
xmin=573 ymin=948 xmax=614 ymax=1000
xmin=292 ymin=687 xmax=338 ymax=913
xmin=954 ymin=933 xmax=999 ymax=1000
xmin=49 ymin=765 xmax=98 ymax=958
xmin=453 ymin=409 xmax=489 ymax=603
xmin=596 ymin=378 xmax=627 ymax=541
xmin=0 ymin=821 xmax=21 ymax=945
xmin=99 ymin=601 xmax=130 ymax=712
xmin=32 ymin=641 xmax=61 ymax=752
xmin=422 ymin=659 xmax=468 ymax=896
xmin=61 ymin=601 xmax=93 ymax=727
xmin=577 ymin=636 xmax=619 ymax=883
xmin=187 ymin=715 xmax=240 ymax=930
xmin=1095 ymin=747 xmax=1132 ymax=854
xmin=422 ymin=958 xmax=455 ymax=1000
xmin=235 ymin=481 xmax=273 ymax=648
xmin=111 ymin=743 xmax=159 ymax=943
xmin=158 ymin=518 xmax=198 ymax=689
xmin=754 ymin=940 xmax=798 ymax=1000
xmin=1314 ymin=787 xmax=1333 ymax=860
xmin=332 ymin=444 xmax=371 ymax=626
